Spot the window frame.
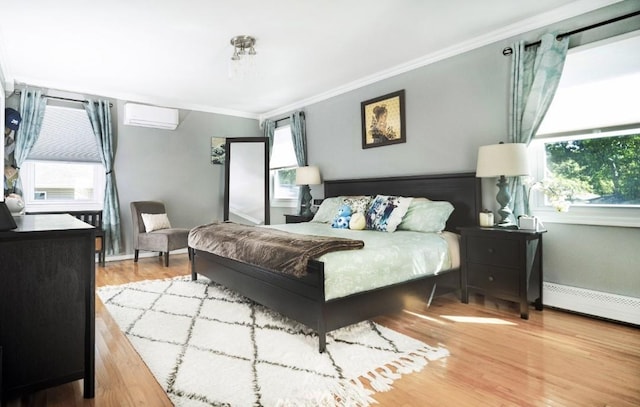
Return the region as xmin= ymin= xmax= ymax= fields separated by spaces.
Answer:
xmin=21 ymin=160 xmax=106 ymax=213
xmin=528 ymin=127 xmax=640 ymax=228
xmin=269 ymin=125 xmax=300 ymax=208
xmin=529 ymin=31 xmax=640 ymax=228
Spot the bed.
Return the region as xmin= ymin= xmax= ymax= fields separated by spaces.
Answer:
xmin=189 ymin=172 xmax=481 ymax=352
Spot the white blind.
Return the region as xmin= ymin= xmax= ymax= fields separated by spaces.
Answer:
xmin=269 ymin=125 xmax=297 ymax=169
xmin=28 ymin=105 xmax=102 ymax=162
xmin=537 ymin=31 xmax=640 ymax=136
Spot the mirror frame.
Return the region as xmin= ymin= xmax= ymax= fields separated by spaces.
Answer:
xmin=223 ymin=137 xmax=270 ymax=225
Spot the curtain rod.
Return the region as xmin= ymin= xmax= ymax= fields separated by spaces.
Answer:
xmin=13 ymin=90 xmax=113 ymax=107
xmin=274 ymin=111 xmax=305 ymax=126
xmin=502 ymin=9 xmax=640 ymax=55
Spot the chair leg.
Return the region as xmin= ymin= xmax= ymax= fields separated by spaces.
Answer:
xmin=134 ymin=249 xmax=139 ymax=262
xmin=165 ymin=252 xmax=169 ymax=267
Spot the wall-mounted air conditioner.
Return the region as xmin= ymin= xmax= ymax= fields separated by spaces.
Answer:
xmin=123 ymin=103 xmax=179 ymax=130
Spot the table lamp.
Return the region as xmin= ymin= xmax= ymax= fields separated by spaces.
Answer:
xmin=476 ymin=142 xmax=529 ymax=227
xmin=295 ymin=166 xmax=321 ymax=217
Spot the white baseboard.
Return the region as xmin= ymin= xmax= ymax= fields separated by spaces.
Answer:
xmin=543 ymin=282 xmax=640 ymax=325
xmin=102 ymin=248 xmax=189 ymax=263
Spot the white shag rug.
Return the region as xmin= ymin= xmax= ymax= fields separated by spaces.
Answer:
xmin=97 ymin=276 xmax=449 ymax=406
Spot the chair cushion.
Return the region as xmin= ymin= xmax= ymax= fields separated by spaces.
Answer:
xmin=138 ymin=228 xmax=190 ymax=252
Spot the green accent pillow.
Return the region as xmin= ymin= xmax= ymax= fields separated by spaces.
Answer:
xmin=311 ymin=197 xmax=343 ymax=223
xmin=397 ymin=200 xmax=454 ymax=233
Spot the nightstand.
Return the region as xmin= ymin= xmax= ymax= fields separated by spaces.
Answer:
xmin=284 ymin=214 xmax=314 ymax=224
xmin=459 ymin=226 xmax=546 ymax=319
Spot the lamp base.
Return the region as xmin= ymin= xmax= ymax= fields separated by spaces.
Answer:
xmin=495 ymin=175 xmax=515 ymax=226
xmin=299 ymin=185 xmax=313 ymax=218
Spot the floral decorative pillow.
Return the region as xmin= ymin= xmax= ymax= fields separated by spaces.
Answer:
xmin=397 ymin=200 xmax=454 ymax=233
xmin=141 ymin=213 xmax=171 ymax=232
xmin=342 ymin=195 xmax=372 ymax=214
xmin=365 ymin=195 xmax=413 ymax=232
xmin=311 ymin=197 xmax=344 ymax=223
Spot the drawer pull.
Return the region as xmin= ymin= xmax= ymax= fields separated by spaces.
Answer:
xmin=488 ymin=275 xmax=495 ymax=282
xmin=487 ymin=248 xmax=495 ymax=254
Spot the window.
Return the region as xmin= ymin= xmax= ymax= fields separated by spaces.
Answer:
xmin=22 ymin=105 xmax=105 ymax=212
xmin=530 ymin=31 xmax=640 ymax=227
xmin=269 ymin=125 xmax=300 ymax=207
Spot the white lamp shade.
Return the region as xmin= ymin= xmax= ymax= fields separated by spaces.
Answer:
xmin=295 ymin=166 xmax=321 ymax=185
xmin=476 ymin=143 xmax=530 ymax=178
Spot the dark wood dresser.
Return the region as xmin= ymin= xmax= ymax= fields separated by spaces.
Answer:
xmin=459 ymin=226 xmax=545 ymax=319
xmin=0 ymin=214 xmax=95 ymax=400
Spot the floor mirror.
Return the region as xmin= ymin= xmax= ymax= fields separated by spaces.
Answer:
xmin=224 ymin=137 xmax=270 ymax=225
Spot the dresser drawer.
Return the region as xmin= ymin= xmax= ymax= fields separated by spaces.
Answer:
xmin=467 ymin=263 xmax=519 ymax=298
xmin=466 ymin=236 xmax=519 ymax=268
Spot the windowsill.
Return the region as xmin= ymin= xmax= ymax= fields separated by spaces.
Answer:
xmin=25 ymin=201 xmax=104 ymax=213
xmin=532 ymin=206 xmax=640 ymax=228
xmin=270 ymin=198 xmax=297 ymax=209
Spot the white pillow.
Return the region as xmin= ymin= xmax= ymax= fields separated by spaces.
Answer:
xmin=365 ymin=195 xmax=413 ymax=232
xmin=141 ymin=213 xmax=171 ymax=232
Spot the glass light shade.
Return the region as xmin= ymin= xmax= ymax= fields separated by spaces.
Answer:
xmin=295 ymin=166 xmax=321 ymax=186
xmin=228 ymin=54 xmax=257 ymax=79
xmin=476 ymin=143 xmax=530 ymax=178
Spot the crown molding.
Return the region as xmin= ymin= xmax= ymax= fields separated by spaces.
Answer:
xmin=9 ymin=75 xmax=260 ymax=120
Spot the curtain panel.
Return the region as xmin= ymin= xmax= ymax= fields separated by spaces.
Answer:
xmin=262 ymin=118 xmax=275 ymax=152
xmin=13 ymin=89 xmax=46 ymax=195
xmin=289 ymin=111 xmax=308 ymax=210
xmin=84 ymin=99 xmax=122 ymax=255
xmin=290 ymin=111 xmax=307 ymax=167
xmin=508 ymin=32 xmax=569 ymax=217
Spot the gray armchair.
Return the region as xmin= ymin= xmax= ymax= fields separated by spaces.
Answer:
xmin=130 ymin=201 xmax=190 ymax=267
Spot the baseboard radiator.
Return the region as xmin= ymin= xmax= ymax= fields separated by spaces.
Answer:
xmin=543 ymin=282 xmax=640 ymax=325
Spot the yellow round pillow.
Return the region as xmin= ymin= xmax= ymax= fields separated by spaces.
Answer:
xmin=349 ymin=212 xmax=366 ymax=230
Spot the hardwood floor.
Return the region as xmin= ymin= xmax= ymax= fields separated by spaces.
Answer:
xmin=5 ymin=254 xmax=639 ymax=406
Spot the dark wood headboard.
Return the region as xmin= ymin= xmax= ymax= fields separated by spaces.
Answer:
xmin=323 ymin=172 xmax=481 ymax=232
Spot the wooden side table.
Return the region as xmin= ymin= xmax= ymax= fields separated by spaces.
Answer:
xmin=284 ymin=214 xmax=314 ymax=224
xmin=459 ymin=226 xmax=546 ymax=319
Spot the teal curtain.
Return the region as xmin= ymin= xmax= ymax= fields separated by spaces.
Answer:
xmin=290 ymin=111 xmax=308 ymax=209
xmin=290 ymin=111 xmax=307 ymax=167
xmin=14 ymin=89 xmax=46 ymax=195
xmin=509 ymin=32 xmax=568 ymax=217
xmin=262 ymin=118 xmax=275 ymax=152
xmin=84 ymin=99 xmax=122 ymax=255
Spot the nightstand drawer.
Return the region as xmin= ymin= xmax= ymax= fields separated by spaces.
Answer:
xmin=467 ymin=263 xmax=519 ymax=298
xmin=467 ymin=236 xmax=519 ymax=268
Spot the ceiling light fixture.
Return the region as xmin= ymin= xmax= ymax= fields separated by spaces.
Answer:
xmin=229 ymin=35 xmax=257 ymax=80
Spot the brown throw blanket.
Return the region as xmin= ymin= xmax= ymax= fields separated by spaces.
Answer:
xmin=188 ymin=222 xmax=364 ymax=277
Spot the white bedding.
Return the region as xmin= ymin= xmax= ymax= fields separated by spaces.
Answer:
xmin=265 ymin=223 xmax=459 ymax=300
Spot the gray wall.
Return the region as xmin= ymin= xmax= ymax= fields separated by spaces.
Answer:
xmin=301 ymin=2 xmax=640 ymax=298
xmin=113 ymin=101 xmax=261 ymax=254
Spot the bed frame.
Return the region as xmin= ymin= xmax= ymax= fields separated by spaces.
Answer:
xmin=190 ymin=172 xmax=481 ymax=352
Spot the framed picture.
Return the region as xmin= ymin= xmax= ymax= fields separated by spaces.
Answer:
xmin=211 ymin=137 xmax=226 ymax=165
xmin=361 ymin=90 xmax=406 ymax=149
